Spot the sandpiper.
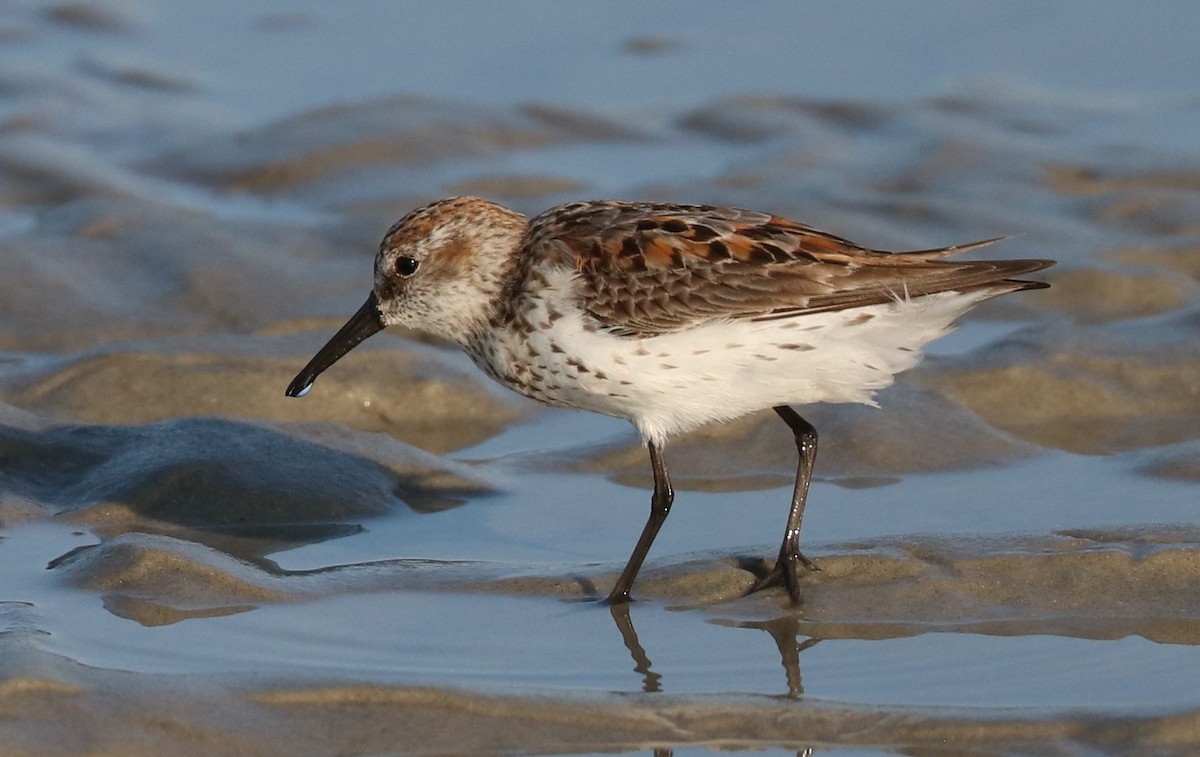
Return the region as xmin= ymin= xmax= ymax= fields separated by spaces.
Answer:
xmin=286 ymin=196 xmax=1052 ymax=604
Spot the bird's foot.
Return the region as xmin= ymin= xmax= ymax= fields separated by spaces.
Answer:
xmin=602 ymin=588 xmax=632 ymax=606
xmin=747 ymin=552 xmax=819 ymax=605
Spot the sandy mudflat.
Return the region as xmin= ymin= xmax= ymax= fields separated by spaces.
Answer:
xmin=4 ymin=2 xmax=1200 ymax=755
xmin=6 ymin=672 xmax=1200 ymax=756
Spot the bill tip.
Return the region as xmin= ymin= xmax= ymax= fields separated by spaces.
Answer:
xmin=286 ymin=380 xmax=314 ymax=398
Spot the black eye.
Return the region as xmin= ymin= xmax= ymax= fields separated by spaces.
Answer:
xmin=395 ymin=256 xmax=420 ymax=277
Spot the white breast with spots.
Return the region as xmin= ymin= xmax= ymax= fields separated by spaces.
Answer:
xmin=479 ymin=267 xmax=995 ymax=446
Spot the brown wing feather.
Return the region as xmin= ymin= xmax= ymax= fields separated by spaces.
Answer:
xmin=525 ymin=201 xmax=1053 ymax=336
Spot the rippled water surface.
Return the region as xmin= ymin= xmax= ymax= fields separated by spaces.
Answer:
xmin=3 ymin=2 xmax=1200 ymax=756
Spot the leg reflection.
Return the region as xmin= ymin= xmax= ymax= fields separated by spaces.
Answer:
xmin=606 ymin=608 xmax=819 ymax=756
xmin=609 ymin=602 xmax=663 ymax=693
xmin=733 ymin=615 xmax=820 ymax=698
xmin=609 ymin=605 xmax=820 ymax=700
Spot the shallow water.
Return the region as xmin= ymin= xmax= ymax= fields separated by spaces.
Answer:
xmin=3 ymin=2 xmax=1200 ymax=756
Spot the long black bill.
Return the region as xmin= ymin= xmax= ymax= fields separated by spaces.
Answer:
xmin=285 ymin=293 xmax=385 ymax=398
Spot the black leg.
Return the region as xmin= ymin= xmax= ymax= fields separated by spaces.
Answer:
xmin=749 ymin=405 xmax=819 ymax=604
xmin=607 ymin=440 xmax=673 ymax=604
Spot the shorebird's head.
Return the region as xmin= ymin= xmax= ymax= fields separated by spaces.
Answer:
xmin=285 ymin=196 xmax=526 ymax=398
xmin=373 ymin=196 xmax=527 ymax=337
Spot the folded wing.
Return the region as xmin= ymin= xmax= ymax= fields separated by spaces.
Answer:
xmin=525 ymin=201 xmax=1053 ymax=336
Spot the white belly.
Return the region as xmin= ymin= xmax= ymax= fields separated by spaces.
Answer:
xmin=478 ymin=285 xmax=994 ymax=446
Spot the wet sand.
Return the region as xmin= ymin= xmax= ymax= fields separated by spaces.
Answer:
xmin=3 ymin=2 xmax=1200 ymax=755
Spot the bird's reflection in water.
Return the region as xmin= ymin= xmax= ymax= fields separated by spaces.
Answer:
xmin=730 ymin=614 xmax=821 ymax=699
xmin=647 ymin=746 xmax=814 ymax=756
xmin=607 ymin=604 xmax=820 ymax=756
xmin=648 ymin=746 xmax=814 ymax=757
xmin=608 ymin=604 xmax=819 ymax=698
xmin=609 ymin=602 xmax=663 ymax=693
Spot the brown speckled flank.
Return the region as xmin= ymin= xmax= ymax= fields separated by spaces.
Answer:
xmin=287 ymin=197 xmax=1053 ymax=605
